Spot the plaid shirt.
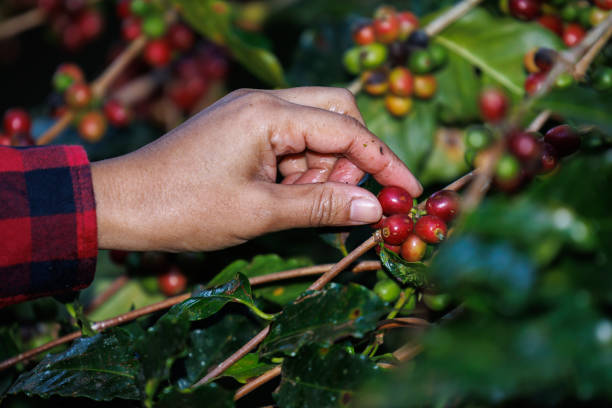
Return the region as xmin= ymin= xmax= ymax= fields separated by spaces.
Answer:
xmin=0 ymin=145 xmax=97 ymax=307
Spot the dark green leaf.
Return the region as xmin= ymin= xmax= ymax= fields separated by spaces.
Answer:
xmin=260 ymin=283 xmax=386 ymax=358
xmin=173 ymin=0 xmax=286 ymax=87
xmin=378 ymin=244 xmax=429 ymax=288
xmin=220 ymin=353 xmax=275 ymax=384
xmin=433 ymin=8 xmax=562 ymax=96
xmin=536 ymin=86 xmax=612 ymax=137
xmin=156 ymin=383 xmax=233 ymax=408
xmin=0 ymin=326 xmax=20 ymax=396
xmin=9 ymin=328 xmax=143 ymax=401
xmin=275 ymin=344 xmax=382 ymax=408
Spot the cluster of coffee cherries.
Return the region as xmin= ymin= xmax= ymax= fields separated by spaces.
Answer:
xmin=49 ymin=63 xmax=131 ymax=142
xmin=36 ymin=0 xmax=105 ymax=51
xmin=117 ymin=0 xmax=196 ymax=67
xmin=0 ymin=109 xmax=34 ymax=146
xmin=373 ymin=186 xmax=460 ymax=262
xmin=342 ymin=6 xmax=448 ymax=117
xmin=522 ymin=47 xmax=576 ymax=94
xmin=502 ymin=0 xmax=611 ymax=47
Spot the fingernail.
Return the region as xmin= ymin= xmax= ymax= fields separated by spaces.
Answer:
xmin=350 ymin=197 xmax=381 ymax=223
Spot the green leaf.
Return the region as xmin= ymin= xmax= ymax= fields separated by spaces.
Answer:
xmin=419 ymin=128 xmax=469 ymax=185
xmin=0 ymin=326 xmax=20 ymax=396
xmin=9 ymin=328 xmax=143 ymax=401
xmin=165 ymin=274 xmax=272 ymax=321
xmin=173 ymin=0 xmax=286 ymax=87
xmin=220 ymin=353 xmax=275 ymax=384
xmin=357 ymin=94 xmax=437 ymax=177
xmin=535 ymin=87 xmax=612 ymax=135
xmin=274 ymin=344 xmax=382 ymax=408
xmin=208 ymin=254 xmax=313 ymax=306
xmin=378 ymin=244 xmax=429 ymax=287
xmin=87 ymin=279 xmax=165 ymax=322
xmin=156 ymin=383 xmax=233 ymax=408
xmin=434 ymin=8 xmax=562 ymax=96
xmin=260 ymin=283 xmax=386 ymax=358
xmin=181 ymin=314 xmax=263 ymax=387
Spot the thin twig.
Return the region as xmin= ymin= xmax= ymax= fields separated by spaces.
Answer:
xmin=84 ymin=275 xmax=130 ymax=315
xmin=0 ymin=8 xmax=45 ymax=40
xmin=36 ymin=112 xmax=74 ymax=146
xmin=376 ymin=317 xmax=430 ymax=330
xmin=234 ymin=366 xmax=282 ymax=401
xmin=417 ymin=170 xmax=476 ymax=210
xmin=392 ymin=342 xmax=423 ymax=362
xmin=573 ymin=26 xmax=612 ymax=80
xmin=526 ymin=109 xmax=551 ymax=132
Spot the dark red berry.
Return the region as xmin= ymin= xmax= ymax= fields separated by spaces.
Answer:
xmin=144 ymin=39 xmax=171 ymax=67
xmin=4 ymin=109 xmax=31 ymax=135
xmin=77 ymin=9 xmax=103 ymax=40
xmin=78 ymin=111 xmax=107 ymax=142
xmin=509 ymin=0 xmax=542 ymax=20
xmin=595 ymin=0 xmax=612 ymax=10
xmin=122 ymin=17 xmax=142 ymax=41
xmin=65 ymin=83 xmax=92 ymax=108
xmin=375 ymin=243 xmax=401 ymax=256
xmin=563 ymin=23 xmax=586 ymax=47
xmin=380 ymin=214 xmax=413 ymax=245
xmin=116 ymin=0 xmax=132 ymax=18
xmin=373 ymin=14 xmax=400 ymax=44
xmin=167 ymin=23 xmax=195 ymax=51
xmin=158 ymin=267 xmax=187 ymax=296
xmin=377 ymin=186 xmax=413 ymax=216
xmin=38 ymin=0 xmax=61 ymax=13
xmin=104 ymin=100 xmax=131 ymax=127
xmin=544 ymin=124 xmax=580 ymax=157
xmin=525 ymin=72 xmax=546 ymax=95
xmin=425 ymin=190 xmax=461 ymax=223
xmin=0 ymin=133 xmax=11 ymax=146
xmin=508 ymin=131 xmax=542 ymax=164
xmin=537 ymin=139 xmax=558 ymax=174
xmin=352 ymin=22 xmax=376 ymax=45
xmin=400 ymin=233 xmax=427 ymax=262
xmin=534 ymin=48 xmax=556 ymax=72
xmin=479 ymin=88 xmax=508 ymax=122
xmin=414 ymin=215 xmax=447 ymax=244
xmin=537 ymin=15 xmax=563 ymax=36
xmin=397 ymin=11 xmax=419 ymax=40
xmin=62 ymin=23 xmax=85 ymax=51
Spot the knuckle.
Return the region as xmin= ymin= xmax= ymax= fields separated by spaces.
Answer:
xmin=336 ymin=87 xmax=357 ymax=106
xmin=309 ymin=185 xmax=342 ymax=226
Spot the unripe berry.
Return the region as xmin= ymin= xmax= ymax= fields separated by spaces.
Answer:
xmin=400 ymin=233 xmax=427 ymax=262
xmin=414 ymin=215 xmax=447 ymax=244
xmin=408 ymin=49 xmax=433 ymax=74
xmin=78 ymin=111 xmax=107 ymax=142
xmin=465 ymin=126 xmax=492 ymax=150
xmin=373 ymin=279 xmax=401 ymax=302
xmin=413 ymin=75 xmax=437 ymax=99
xmin=377 ymin=186 xmax=413 ymax=216
xmin=425 ymin=190 xmax=461 ymax=223
xmin=142 ymin=13 xmax=166 ymax=38
xmin=380 ymin=214 xmax=413 ymax=245
xmin=388 ymin=67 xmax=413 ymax=97
xmin=385 ymin=95 xmax=413 ymax=117
xmin=479 ymin=88 xmax=508 ymax=122
xmin=65 ymin=83 xmax=92 ymax=108
xmin=495 ymin=154 xmax=521 ymax=181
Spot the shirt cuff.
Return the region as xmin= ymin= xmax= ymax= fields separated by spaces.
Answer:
xmin=0 ymin=145 xmax=97 ymax=307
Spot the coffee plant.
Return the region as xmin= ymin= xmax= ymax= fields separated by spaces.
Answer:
xmin=1 ymin=0 xmax=612 ymax=407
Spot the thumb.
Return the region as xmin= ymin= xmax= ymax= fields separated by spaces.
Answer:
xmin=265 ymin=182 xmax=382 ymax=230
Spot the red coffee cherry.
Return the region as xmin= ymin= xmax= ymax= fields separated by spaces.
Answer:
xmin=377 ymin=186 xmax=413 ymax=216
xmin=508 ymin=131 xmax=542 ymax=164
xmin=380 ymin=214 xmax=413 ymax=245
xmin=563 ymin=23 xmax=586 ymax=47
xmin=158 ymin=267 xmax=187 ymax=296
xmin=167 ymin=23 xmax=195 ymax=51
xmin=3 ymin=109 xmax=31 ymax=135
xmin=537 ymin=139 xmax=558 ymax=174
xmin=373 ymin=13 xmax=400 ymax=44
xmin=479 ymin=88 xmax=508 ymax=122
xmin=397 ymin=11 xmax=419 ymax=40
xmin=544 ymin=124 xmax=580 ymax=157
xmin=414 ymin=215 xmax=447 ymax=244
xmin=375 ymin=243 xmax=401 ymax=256
xmin=388 ymin=67 xmax=414 ymax=97
xmin=122 ymin=17 xmax=142 ymax=41
xmin=77 ymin=9 xmax=104 ymax=40
xmin=536 ymin=15 xmax=563 ymax=36
xmin=413 ymin=75 xmax=437 ymax=99
xmin=104 ymin=99 xmax=131 ymax=127
xmin=508 ymin=0 xmax=542 ymax=20
xmin=595 ymin=0 xmax=612 ymax=10
xmin=525 ymin=72 xmax=546 ymax=95
xmin=352 ymin=21 xmax=376 ymax=45
xmin=65 ymin=83 xmax=92 ymax=108
xmin=400 ymin=233 xmax=427 ymax=262
xmin=116 ymin=0 xmax=132 ymax=18
xmin=144 ymin=39 xmax=172 ymax=67
xmin=425 ymin=190 xmax=461 ymax=223
xmin=78 ymin=111 xmax=107 ymax=142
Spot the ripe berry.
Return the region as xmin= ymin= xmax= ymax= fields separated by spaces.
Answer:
xmin=495 ymin=154 xmax=521 ymax=181
xmin=537 ymin=15 xmax=563 ymax=36
xmin=3 ymin=109 xmax=31 ymax=135
xmin=362 ymin=70 xmax=388 ymax=96
xmin=465 ymin=126 xmax=492 ymax=150
xmin=563 ymin=23 xmax=586 ymax=47
xmin=387 ymin=42 xmax=409 ymax=66
xmin=544 ymin=124 xmax=580 ymax=156
xmin=595 ymin=0 xmax=612 ymax=10
xmin=77 ymin=9 xmax=103 ymax=40
xmin=142 ymin=13 xmax=166 ymax=38
xmin=65 ymin=83 xmax=92 ymax=108
xmin=144 ymin=39 xmax=171 ymax=66
xmin=406 ymin=29 xmax=429 ymax=49
xmin=525 ymin=72 xmax=546 ymax=95
xmin=375 ymin=243 xmax=401 ymax=256
xmin=158 ymin=267 xmax=187 ymax=296
xmin=377 ymin=186 xmax=413 ymax=216
xmin=397 ymin=11 xmax=419 ymax=40
xmin=62 ymin=22 xmax=85 ymax=51
xmin=373 ymin=279 xmax=401 ymax=302
xmin=78 ymin=111 xmax=107 ymax=142
xmin=167 ymin=23 xmax=195 ymax=51
xmin=122 ymin=17 xmax=142 ymax=41
xmin=104 ymin=100 xmax=131 ymax=127
xmin=413 ymin=75 xmax=437 ymax=99
xmin=380 ymin=214 xmax=413 ymax=245
xmin=352 ymin=21 xmax=376 ymax=45
xmin=373 ymin=14 xmax=400 ymax=44
xmin=479 ymin=88 xmax=508 ymax=122
xmin=116 ymin=0 xmax=132 ymax=18
xmin=388 ymin=67 xmax=413 ymax=96
xmin=537 ymin=139 xmax=558 ymax=174
xmin=425 ymin=190 xmax=461 ymax=223
xmin=409 ymin=49 xmax=433 ymax=74
xmin=414 ymin=215 xmax=447 ymax=244
xmin=385 ymin=94 xmax=413 ymax=117
xmin=509 ymin=0 xmax=542 ymax=20
xmin=534 ymin=48 xmax=556 ymax=72
xmin=400 ymin=233 xmax=427 ymax=262
xmin=508 ymin=131 xmax=542 ymax=163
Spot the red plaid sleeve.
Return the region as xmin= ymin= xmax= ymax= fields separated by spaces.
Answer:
xmin=0 ymin=145 xmax=97 ymax=307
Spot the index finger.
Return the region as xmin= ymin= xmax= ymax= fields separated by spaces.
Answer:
xmin=266 ymin=95 xmax=423 ymax=197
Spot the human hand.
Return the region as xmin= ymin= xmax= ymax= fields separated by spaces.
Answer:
xmin=91 ymin=87 xmax=422 ymax=252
